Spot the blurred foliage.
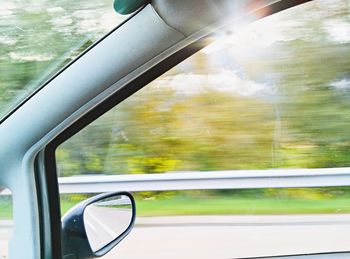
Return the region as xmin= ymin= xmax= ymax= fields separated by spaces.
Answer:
xmin=57 ymin=0 xmax=350 ymax=186
xmin=0 ymin=0 xmax=125 ymax=118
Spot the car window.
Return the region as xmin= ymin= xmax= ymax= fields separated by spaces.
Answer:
xmin=0 ymin=0 xmax=128 ymax=121
xmin=57 ymin=0 xmax=350 ymax=258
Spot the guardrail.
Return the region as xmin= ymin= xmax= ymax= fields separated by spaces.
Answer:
xmin=58 ymin=167 xmax=350 ymax=194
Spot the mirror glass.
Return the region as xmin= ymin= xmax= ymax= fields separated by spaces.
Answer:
xmin=83 ymin=194 xmax=133 ymax=252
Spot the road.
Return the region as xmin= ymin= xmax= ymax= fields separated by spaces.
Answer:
xmin=0 ymin=220 xmax=11 ymax=259
xmin=103 ymin=215 xmax=350 ymax=259
xmin=1 ymin=215 xmax=350 ymax=258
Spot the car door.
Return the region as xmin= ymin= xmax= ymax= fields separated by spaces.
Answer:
xmin=1 ymin=0 xmax=350 ymax=258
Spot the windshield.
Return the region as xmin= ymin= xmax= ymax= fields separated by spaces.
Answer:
xmin=0 ymin=0 xmax=127 ymax=121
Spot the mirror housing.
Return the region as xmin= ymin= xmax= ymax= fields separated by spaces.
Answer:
xmin=114 ymin=0 xmax=151 ymax=15
xmin=61 ymin=192 xmax=136 ymax=259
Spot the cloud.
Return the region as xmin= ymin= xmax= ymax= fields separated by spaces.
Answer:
xmin=331 ymin=79 xmax=350 ymax=90
xmin=156 ymin=69 xmax=270 ymax=97
xmin=9 ymin=52 xmax=54 ymax=62
xmin=324 ymin=20 xmax=350 ymax=44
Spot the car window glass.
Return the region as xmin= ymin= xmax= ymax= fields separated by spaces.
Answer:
xmin=0 ymin=0 xmax=128 ymax=120
xmin=57 ymin=0 xmax=350 ymax=258
xmin=58 ymin=0 xmax=350 ymax=175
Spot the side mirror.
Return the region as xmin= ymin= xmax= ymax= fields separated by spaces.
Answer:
xmin=62 ymin=192 xmax=136 ymax=259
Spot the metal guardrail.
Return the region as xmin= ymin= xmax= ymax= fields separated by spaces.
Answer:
xmin=58 ymin=167 xmax=350 ymax=194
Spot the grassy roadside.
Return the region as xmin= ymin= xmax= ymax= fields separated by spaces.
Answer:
xmin=134 ymin=197 xmax=350 ymax=216
xmin=0 ymin=209 xmax=11 ymax=219
xmin=59 ymin=196 xmax=350 ymax=217
xmin=2 ymin=196 xmax=350 ymax=220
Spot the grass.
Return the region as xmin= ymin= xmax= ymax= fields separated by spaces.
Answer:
xmin=135 ymin=196 xmax=350 ymax=216
xmin=2 ymin=196 xmax=350 ymax=220
xmin=58 ymin=195 xmax=350 ymax=217
xmin=0 ymin=208 xmax=12 ymax=219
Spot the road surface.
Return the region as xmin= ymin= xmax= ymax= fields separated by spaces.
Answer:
xmin=103 ymin=215 xmax=350 ymax=259
xmin=2 ymin=215 xmax=350 ymax=258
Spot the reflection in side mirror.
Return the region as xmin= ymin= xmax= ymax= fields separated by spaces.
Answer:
xmin=62 ymin=192 xmax=136 ymax=259
xmin=84 ymin=195 xmax=133 ymax=253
